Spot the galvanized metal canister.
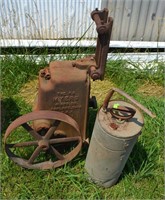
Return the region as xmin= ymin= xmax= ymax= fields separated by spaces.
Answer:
xmin=85 ymin=88 xmax=155 ymax=188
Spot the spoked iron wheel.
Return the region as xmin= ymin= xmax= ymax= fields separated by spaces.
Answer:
xmin=4 ymin=110 xmax=82 ymax=169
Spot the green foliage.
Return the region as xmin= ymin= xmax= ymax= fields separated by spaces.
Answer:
xmin=106 ymin=60 xmax=164 ymax=88
xmin=1 ymin=55 xmax=41 ymax=96
xmin=1 ymin=54 xmax=164 ymax=199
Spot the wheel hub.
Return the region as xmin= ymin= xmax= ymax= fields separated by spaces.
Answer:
xmin=4 ymin=110 xmax=82 ymax=169
xmin=38 ymin=139 xmax=49 ymax=151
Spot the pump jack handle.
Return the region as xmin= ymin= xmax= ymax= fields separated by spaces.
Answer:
xmin=102 ymin=88 xmax=156 ymax=118
xmin=90 ymin=8 xmax=113 ymax=81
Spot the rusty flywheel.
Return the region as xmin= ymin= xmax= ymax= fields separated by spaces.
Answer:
xmin=4 ymin=110 xmax=82 ymax=170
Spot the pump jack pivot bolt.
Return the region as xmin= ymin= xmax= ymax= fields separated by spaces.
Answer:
xmin=91 ymin=72 xmax=100 ymax=81
xmin=40 ymin=68 xmax=51 ymax=80
xmin=96 ymin=25 xmax=108 ymax=34
xmin=90 ymin=66 xmax=100 ymax=80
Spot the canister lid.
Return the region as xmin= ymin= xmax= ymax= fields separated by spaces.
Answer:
xmin=98 ymin=100 xmax=144 ymax=138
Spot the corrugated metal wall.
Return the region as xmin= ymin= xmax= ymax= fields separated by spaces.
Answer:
xmin=0 ymin=0 xmax=101 ymax=40
xmin=103 ymin=0 xmax=165 ymax=42
xmin=0 ymin=0 xmax=164 ymax=42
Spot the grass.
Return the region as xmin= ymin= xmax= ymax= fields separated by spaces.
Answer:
xmin=0 ymin=52 xmax=164 ymax=199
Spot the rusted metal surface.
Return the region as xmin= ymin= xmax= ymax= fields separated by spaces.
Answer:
xmin=40 ymin=67 xmax=51 ymax=80
xmin=102 ymin=87 xmax=156 ymax=118
xmin=34 ymin=57 xmax=92 ymax=141
xmin=4 ymin=8 xmax=113 ymax=169
xmin=99 ymin=100 xmax=144 ymax=138
xmin=109 ymin=105 xmax=136 ymax=121
xmin=101 ymin=87 xmax=156 ymax=131
xmin=85 ymin=99 xmax=144 ymax=187
xmin=85 ymin=87 xmax=156 ymax=187
xmin=4 ymin=111 xmax=82 ymax=169
xmin=91 ymin=8 xmax=113 ymax=80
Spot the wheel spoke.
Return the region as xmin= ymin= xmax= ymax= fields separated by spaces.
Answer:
xmin=44 ymin=120 xmax=60 ymax=139
xmin=49 ymin=136 xmax=80 ymax=144
xmin=28 ymin=146 xmax=41 ymax=164
xmin=50 ymin=145 xmax=65 ymax=160
xmin=4 ymin=110 xmax=81 ymax=169
xmin=8 ymin=141 xmax=38 ymax=148
xmin=22 ymin=123 xmax=42 ymax=140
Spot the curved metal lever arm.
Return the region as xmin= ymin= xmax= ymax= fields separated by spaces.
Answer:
xmin=90 ymin=8 xmax=113 ymax=81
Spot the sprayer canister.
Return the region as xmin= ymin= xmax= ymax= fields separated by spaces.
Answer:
xmin=85 ymin=100 xmax=144 ymax=188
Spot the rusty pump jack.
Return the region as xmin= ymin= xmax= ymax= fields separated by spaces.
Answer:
xmin=4 ymin=8 xmax=113 ymax=170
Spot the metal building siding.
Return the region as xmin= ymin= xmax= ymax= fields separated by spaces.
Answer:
xmin=105 ymin=0 xmax=165 ymax=42
xmin=0 ymin=0 xmax=164 ymax=43
xmin=0 ymin=0 xmax=101 ymax=40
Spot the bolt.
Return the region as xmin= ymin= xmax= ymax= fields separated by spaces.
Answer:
xmin=124 ymin=142 xmax=129 ymax=147
xmin=91 ymin=72 xmax=100 ymax=81
xmin=97 ymin=25 xmax=108 ymax=34
xmin=89 ymin=65 xmax=100 ymax=80
xmin=38 ymin=139 xmax=49 ymax=151
xmin=44 ymin=68 xmax=51 ymax=80
xmin=72 ymin=62 xmax=76 ymax=67
xmin=40 ymin=69 xmax=46 ymax=77
xmin=110 ymin=123 xmax=119 ymax=130
xmin=90 ymin=65 xmax=96 ymax=71
xmin=45 ymin=74 xmax=51 ymax=80
xmin=102 ymin=108 xmax=107 ymax=113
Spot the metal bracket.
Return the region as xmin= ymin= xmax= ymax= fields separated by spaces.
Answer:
xmin=90 ymin=8 xmax=113 ymax=80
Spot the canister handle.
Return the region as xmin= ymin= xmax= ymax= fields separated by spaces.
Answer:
xmin=109 ymin=105 xmax=136 ymax=120
xmin=102 ymin=88 xmax=156 ymax=118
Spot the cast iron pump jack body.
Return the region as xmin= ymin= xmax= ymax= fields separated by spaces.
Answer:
xmin=4 ymin=8 xmax=113 ymax=170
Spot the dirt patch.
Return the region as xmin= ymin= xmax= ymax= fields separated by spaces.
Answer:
xmin=19 ymin=78 xmax=116 ymax=107
xmin=137 ymin=81 xmax=164 ymax=97
xmin=91 ymin=79 xmax=116 ymax=106
xmin=19 ymin=79 xmax=38 ymax=106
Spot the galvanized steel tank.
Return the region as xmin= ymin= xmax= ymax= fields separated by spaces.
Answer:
xmin=85 ymin=88 xmax=155 ymax=188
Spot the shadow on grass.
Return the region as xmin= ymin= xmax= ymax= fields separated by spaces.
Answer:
xmin=67 ymin=107 xmax=148 ymax=176
xmin=120 ymin=141 xmax=148 ymax=179
xmin=87 ymin=106 xmax=149 ymax=179
xmin=87 ymin=107 xmax=98 ymax=139
xmin=1 ymin=97 xmax=21 ymax=133
xmin=77 ymin=107 xmax=149 ymax=183
xmin=67 ymin=107 xmax=98 ymax=168
xmin=1 ymin=99 xmax=148 ymax=177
